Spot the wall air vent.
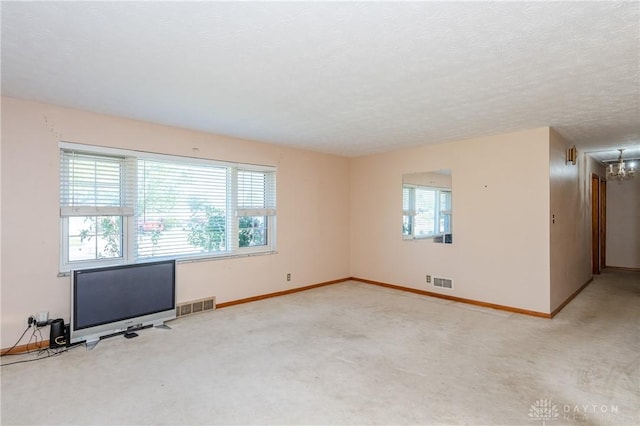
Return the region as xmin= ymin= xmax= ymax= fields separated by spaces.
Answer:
xmin=434 ymin=278 xmax=453 ymax=289
xmin=176 ymin=297 xmax=216 ymax=318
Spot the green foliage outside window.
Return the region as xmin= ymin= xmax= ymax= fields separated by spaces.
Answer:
xmin=78 ymin=216 xmax=121 ymax=258
xmin=239 ymin=216 xmax=265 ymax=247
xmin=187 ymin=205 xmax=226 ymax=252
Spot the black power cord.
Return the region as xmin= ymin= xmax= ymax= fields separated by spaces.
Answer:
xmin=1 ymin=322 xmax=82 ymax=367
xmin=2 ymin=321 xmax=64 ymax=358
xmin=0 ymin=326 xmax=31 ymax=356
xmin=0 ymin=344 xmax=82 ymax=367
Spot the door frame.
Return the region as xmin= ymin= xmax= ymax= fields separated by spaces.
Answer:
xmin=600 ymin=179 xmax=606 ymax=270
xmin=591 ymin=174 xmax=607 ymax=274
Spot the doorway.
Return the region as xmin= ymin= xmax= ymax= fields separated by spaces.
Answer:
xmin=591 ymin=174 xmax=607 ymax=274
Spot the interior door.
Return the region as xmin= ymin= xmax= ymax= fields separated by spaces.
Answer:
xmin=600 ymin=179 xmax=606 ymax=269
xmin=591 ymin=174 xmax=600 ymax=274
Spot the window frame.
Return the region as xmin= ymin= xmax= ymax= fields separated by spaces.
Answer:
xmin=59 ymin=142 xmax=277 ymax=272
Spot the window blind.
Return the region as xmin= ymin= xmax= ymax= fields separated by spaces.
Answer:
xmin=236 ymin=169 xmax=276 ymax=216
xmin=59 ymin=142 xmax=277 ymax=270
xmin=136 ymin=158 xmax=230 ymax=259
xmin=402 ymin=186 xmax=414 ymax=216
xmin=60 ymin=150 xmax=134 ymax=217
xmin=414 ymin=187 xmax=436 ymax=236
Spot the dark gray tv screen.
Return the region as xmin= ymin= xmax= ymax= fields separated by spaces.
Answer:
xmin=71 ymin=260 xmax=176 ymax=346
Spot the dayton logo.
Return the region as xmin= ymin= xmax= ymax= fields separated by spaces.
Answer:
xmin=529 ymin=399 xmax=559 ymax=425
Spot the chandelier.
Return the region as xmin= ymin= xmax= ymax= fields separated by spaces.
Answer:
xmin=606 ymin=149 xmax=636 ymax=181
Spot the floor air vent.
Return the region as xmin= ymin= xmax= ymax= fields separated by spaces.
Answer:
xmin=176 ymin=297 xmax=216 ymax=317
xmin=434 ymin=278 xmax=453 ymax=289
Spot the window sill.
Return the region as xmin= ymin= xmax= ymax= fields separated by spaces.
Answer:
xmin=58 ymin=250 xmax=278 ymax=277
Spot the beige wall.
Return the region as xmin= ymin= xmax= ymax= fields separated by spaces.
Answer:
xmin=548 ymin=130 xmax=593 ymax=311
xmin=606 ymin=170 xmax=640 ymax=269
xmin=350 ymin=128 xmax=552 ymax=314
xmin=0 ymin=97 xmax=351 ymax=346
xmin=1 ymin=96 xmax=605 ymax=347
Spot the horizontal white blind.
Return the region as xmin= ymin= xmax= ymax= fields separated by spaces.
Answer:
xmin=237 ymin=169 xmax=276 ymax=216
xmin=136 ymin=158 xmax=230 ymax=259
xmin=402 ymin=186 xmax=414 ymax=216
xmin=60 ymin=150 xmax=134 ymax=216
xmin=415 ymin=187 xmax=436 ymax=236
xmin=439 ymin=191 xmax=452 ymax=212
xmin=60 ymin=142 xmax=277 ymax=269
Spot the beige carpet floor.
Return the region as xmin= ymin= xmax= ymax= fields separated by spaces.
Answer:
xmin=1 ymin=270 xmax=638 ymax=425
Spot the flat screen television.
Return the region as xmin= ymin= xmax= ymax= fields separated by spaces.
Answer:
xmin=71 ymin=260 xmax=176 ymax=349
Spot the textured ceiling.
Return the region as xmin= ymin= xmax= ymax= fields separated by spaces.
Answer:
xmin=2 ymin=2 xmax=639 ymax=159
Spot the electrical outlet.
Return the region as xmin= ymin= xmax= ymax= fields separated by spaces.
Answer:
xmin=25 ymin=315 xmax=35 ymax=329
xmin=426 ymin=275 xmax=431 ymax=284
xmin=286 ymin=273 xmax=291 ymax=282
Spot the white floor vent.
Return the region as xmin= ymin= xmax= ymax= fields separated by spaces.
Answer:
xmin=176 ymin=297 xmax=216 ymax=317
xmin=434 ymin=278 xmax=453 ymax=289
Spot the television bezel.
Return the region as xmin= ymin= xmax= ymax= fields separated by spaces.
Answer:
xmin=70 ymin=259 xmax=176 ymax=347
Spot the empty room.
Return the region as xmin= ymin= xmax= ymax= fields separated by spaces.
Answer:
xmin=1 ymin=2 xmax=639 ymax=425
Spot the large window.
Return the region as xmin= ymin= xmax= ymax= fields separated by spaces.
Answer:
xmin=402 ymin=184 xmax=451 ymax=239
xmin=60 ymin=143 xmax=276 ymax=271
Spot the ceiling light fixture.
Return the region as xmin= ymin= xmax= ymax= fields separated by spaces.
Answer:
xmin=606 ymin=149 xmax=636 ymax=182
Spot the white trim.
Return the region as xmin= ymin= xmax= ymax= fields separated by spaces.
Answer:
xmin=236 ymin=208 xmax=277 ymax=217
xmin=60 ymin=206 xmax=134 ymax=217
xmin=59 ymin=141 xmax=276 ymax=172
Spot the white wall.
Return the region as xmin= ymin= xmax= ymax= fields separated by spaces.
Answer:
xmin=0 ymin=97 xmax=351 ymax=346
xmin=351 ymin=128 xmax=552 ymax=314
xmin=606 ymin=172 xmax=640 ymax=269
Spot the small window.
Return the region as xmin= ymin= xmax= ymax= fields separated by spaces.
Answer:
xmin=236 ymin=169 xmax=276 ymax=250
xmin=60 ymin=151 xmax=133 ymax=268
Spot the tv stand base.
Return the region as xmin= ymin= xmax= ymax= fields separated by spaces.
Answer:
xmin=85 ymin=339 xmax=100 ymax=351
xmin=82 ymin=322 xmax=171 ymax=350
